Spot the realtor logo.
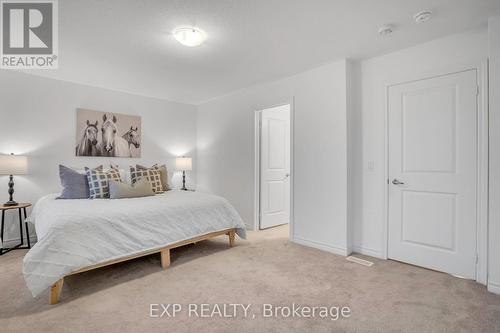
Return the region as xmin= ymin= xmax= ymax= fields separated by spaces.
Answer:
xmin=1 ymin=0 xmax=58 ymax=69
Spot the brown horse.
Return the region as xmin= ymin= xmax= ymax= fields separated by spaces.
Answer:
xmin=76 ymin=120 xmax=101 ymax=156
xmin=122 ymin=126 xmax=140 ymax=150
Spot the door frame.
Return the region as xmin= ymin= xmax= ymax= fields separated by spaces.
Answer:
xmin=383 ymin=60 xmax=489 ymax=284
xmin=254 ymin=99 xmax=295 ymax=238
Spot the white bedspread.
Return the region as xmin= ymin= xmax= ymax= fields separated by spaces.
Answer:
xmin=23 ymin=190 xmax=246 ymax=297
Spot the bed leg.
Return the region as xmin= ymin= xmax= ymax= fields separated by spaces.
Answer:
xmin=228 ymin=230 xmax=236 ymax=247
xmin=49 ymin=278 xmax=64 ymax=305
xmin=161 ymin=249 xmax=170 ymax=269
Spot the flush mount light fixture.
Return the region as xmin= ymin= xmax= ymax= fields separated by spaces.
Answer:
xmin=378 ymin=25 xmax=393 ymax=36
xmin=414 ymin=10 xmax=432 ymax=23
xmin=172 ymin=26 xmax=207 ymax=47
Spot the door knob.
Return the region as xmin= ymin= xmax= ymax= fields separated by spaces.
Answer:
xmin=392 ymin=178 xmax=405 ymax=185
xmin=285 ymin=173 xmax=290 ymax=177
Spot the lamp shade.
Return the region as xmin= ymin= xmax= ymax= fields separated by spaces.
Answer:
xmin=175 ymin=157 xmax=192 ymax=171
xmin=0 ymin=154 xmax=28 ymax=175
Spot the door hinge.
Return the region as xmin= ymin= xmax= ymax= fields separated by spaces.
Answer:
xmin=476 ymin=253 xmax=479 ymax=264
xmin=476 ymin=85 xmax=480 ymax=97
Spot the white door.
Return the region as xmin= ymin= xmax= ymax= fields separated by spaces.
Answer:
xmin=388 ymin=70 xmax=477 ymax=279
xmin=260 ymin=104 xmax=291 ymax=229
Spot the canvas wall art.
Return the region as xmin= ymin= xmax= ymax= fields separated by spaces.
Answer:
xmin=76 ymin=108 xmax=142 ymax=158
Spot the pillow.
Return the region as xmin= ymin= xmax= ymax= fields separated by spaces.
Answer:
xmin=137 ymin=164 xmax=171 ymax=191
xmin=58 ymin=165 xmax=102 ymax=199
xmin=130 ymin=166 xmax=163 ymax=193
xmin=108 ymin=178 xmax=154 ymax=199
xmin=109 ymin=165 xmax=130 ymax=184
xmin=85 ymin=167 xmax=122 ymax=199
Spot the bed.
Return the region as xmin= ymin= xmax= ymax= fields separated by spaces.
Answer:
xmin=23 ymin=190 xmax=246 ymax=304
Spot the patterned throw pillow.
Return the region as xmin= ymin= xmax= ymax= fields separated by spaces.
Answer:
xmin=85 ymin=167 xmax=122 ymax=199
xmin=136 ymin=164 xmax=171 ymax=191
xmin=130 ymin=166 xmax=163 ymax=193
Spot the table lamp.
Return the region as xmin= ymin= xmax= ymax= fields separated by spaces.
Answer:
xmin=175 ymin=157 xmax=192 ymax=191
xmin=0 ymin=154 xmax=28 ymax=206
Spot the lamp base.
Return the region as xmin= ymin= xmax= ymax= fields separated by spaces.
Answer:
xmin=181 ymin=170 xmax=187 ymax=191
xmin=6 ymin=175 xmax=17 ymax=206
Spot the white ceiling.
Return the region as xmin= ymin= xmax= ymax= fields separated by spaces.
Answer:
xmin=28 ymin=0 xmax=500 ymax=104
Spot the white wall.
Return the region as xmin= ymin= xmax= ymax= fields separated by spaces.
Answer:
xmin=197 ymin=60 xmax=351 ymax=255
xmin=488 ymin=16 xmax=500 ymax=294
xmin=352 ymin=27 xmax=488 ymax=258
xmin=0 ymin=71 xmax=197 ymax=246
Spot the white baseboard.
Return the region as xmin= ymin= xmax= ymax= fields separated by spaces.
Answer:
xmin=352 ymin=245 xmax=383 ymax=259
xmin=244 ymin=223 xmax=256 ymax=231
xmin=292 ymin=236 xmax=348 ymax=256
xmin=1 ymin=236 xmax=37 ymax=249
xmin=488 ymin=281 xmax=500 ymax=295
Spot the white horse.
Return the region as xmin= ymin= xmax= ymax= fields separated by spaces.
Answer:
xmin=76 ymin=120 xmax=101 ymax=156
xmin=101 ymin=114 xmax=131 ymax=157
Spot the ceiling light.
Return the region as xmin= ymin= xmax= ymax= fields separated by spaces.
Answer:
xmin=378 ymin=25 xmax=393 ymax=36
xmin=173 ymin=26 xmax=207 ymax=47
xmin=414 ymin=11 xmax=432 ymax=23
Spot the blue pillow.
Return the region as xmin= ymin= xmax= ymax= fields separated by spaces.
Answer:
xmin=58 ymin=165 xmax=102 ymax=199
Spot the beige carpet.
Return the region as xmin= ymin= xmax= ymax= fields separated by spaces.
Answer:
xmin=1 ymin=226 xmax=500 ymax=333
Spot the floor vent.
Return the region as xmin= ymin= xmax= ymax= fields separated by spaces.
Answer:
xmin=346 ymin=256 xmax=374 ymax=267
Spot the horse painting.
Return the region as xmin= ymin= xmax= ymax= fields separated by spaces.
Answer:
xmin=76 ymin=109 xmax=141 ymax=158
xmin=101 ymin=114 xmax=132 ymax=157
xmin=76 ymin=120 xmax=101 ymax=156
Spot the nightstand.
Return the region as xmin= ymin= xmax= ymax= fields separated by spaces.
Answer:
xmin=0 ymin=203 xmax=31 ymax=255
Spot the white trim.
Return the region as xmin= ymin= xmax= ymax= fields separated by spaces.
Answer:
xmin=289 ymin=99 xmax=296 ymax=242
xmin=1 ymin=235 xmax=37 ymax=248
xmin=244 ymin=223 xmax=254 ymax=231
xmin=253 ymin=100 xmax=295 ymax=238
xmin=383 ymin=77 xmax=390 ymax=260
xmin=488 ymin=281 xmax=500 ymax=295
xmin=293 ymin=236 xmax=349 ymax=256
xmin=383 ymin=60 xmax=489 ymax=285
xmin=476 ymin=61 xmax=489 ymax=285
xmin=345 ymin=59 xmax=354 ymax=255
xmin=253 ymin=111 xmax=261 ymax=232
xmin=352 ymin=245 xmax=383 ymax=259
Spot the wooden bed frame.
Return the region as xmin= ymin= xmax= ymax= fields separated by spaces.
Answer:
xmin=49 ymin=228 xmax=237 ymax=305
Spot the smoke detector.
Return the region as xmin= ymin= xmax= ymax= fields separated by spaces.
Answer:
xmin=414 ymin=11 xmax=432 ymax=23
xmin=378 ymin=25 xmax=393 ymax=36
